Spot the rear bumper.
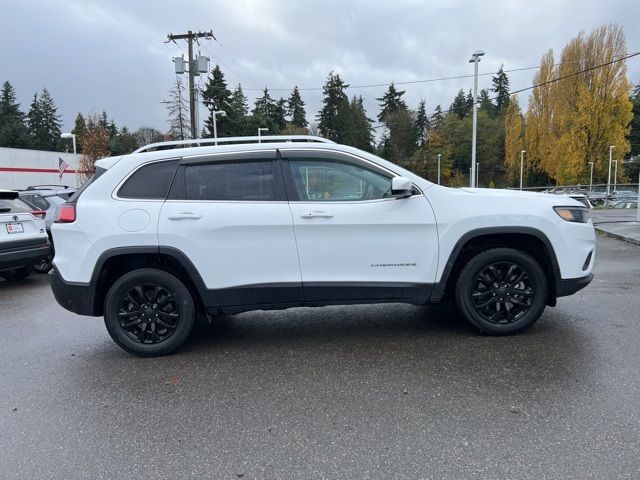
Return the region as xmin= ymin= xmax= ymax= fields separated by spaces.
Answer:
xmin=49 ymin=268 xmax=98 ymax=316
xmin=556 ymin=273 xmax=594 ymax=297
xmin=0 ymin=238 xmax=51 ymax=271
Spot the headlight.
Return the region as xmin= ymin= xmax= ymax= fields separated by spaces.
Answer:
xmin=554 ymin=206 xmax=590 ymax=223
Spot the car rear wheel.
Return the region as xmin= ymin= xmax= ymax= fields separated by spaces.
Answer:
xmin=0 ymin=267 xmax=32 ymax=281
xmin=104 ymin=268 xmax=195 ymax=356
xmin=455 ymin=248 xmax=548 ymax=335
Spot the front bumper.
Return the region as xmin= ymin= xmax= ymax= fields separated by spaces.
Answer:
xmin=556 ymin=273 xmax=594 ymax=297
xmin=0 ymin=238 xmax=51 ymax=272
xmin=49 ymin=268 xmax=98 ymax=316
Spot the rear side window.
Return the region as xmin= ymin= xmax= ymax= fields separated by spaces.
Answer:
xmin=182 ymin=161 xmax=277 ymax=201
xmin=118 ymin=160 xmax=179 ymax=199
xmin=22 ymin=194 xmax=51 ymax=210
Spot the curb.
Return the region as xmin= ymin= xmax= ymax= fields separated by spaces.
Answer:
xmin=595 ymin=226 xmax=640 ymax=247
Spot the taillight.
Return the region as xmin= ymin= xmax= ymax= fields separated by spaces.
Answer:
xmin=55 ymin=204 xmax=76 ymax=223
xmin=31 ymin=210 xmax=47 ymax=219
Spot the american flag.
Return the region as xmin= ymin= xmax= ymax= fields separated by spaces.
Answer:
xmin=58 ymin=157 xmax=69 ymax=180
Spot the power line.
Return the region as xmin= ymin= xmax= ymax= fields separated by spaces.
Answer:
xmin=241 ymin=53 xmax=638 ymax=92
xmin=509 ymin=51 xmax=640 ymax=95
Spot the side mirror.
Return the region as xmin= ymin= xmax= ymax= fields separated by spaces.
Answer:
xmin=391 ymin=176 xmax=413 ymax=198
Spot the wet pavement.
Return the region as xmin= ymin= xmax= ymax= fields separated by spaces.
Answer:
xmin=1 ymin=235 xmax=639 ymax=479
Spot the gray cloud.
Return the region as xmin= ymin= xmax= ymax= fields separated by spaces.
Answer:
xmin=3 ymin=0 xmax=639 ymax=133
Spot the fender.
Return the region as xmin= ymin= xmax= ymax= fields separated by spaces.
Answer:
xmin=430 ymin=226 xmax=561 ymax=302
xmin=89 ymin=245 xmax=217 ymax=308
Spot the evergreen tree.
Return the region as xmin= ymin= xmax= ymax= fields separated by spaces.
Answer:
xmin=478 ymin=89 xmax=494 ymax=116
xmin=342 ymin=95 xmax=374 ymax=152
xmin=229 ymin=84 xmax=249 ymax=117
xmin=98 ymin=111 xmax=108 ymax=130
xmin=117 ymin=126 xmax=139 ymax=154
xmin=317 ymin=72 xmax=350 ymax=141
xmin=202 ymin=64 xmax=232 ymax=137
xmin=27 ymin=93 xmax=44 ymax=147
xmin=0 ymin=81 xmax=31 ymax=148
xmin=38 ymin=88 xmax=62 ymax=150
xmin=465 ymin=90 xmax=474 ymax=113
xmin=431 ymin=105 xmax=445 ymax=131
xmin=272 ymin=98 xmax=288 ymax=133
xmin=381 ymin=109 xmax=416 ymax=169
xmin=71 ymin=113 xmax=87 ymax=153
xmin=492 ymin=65 xmax=510 ymax=115
xmin=287 ymin=86 xmax=307 ymax=128
xmin=450 ymin=89 xmax=469 ymax=118
xmin=625 ymin=83 xmax=640 ymax=180
xmin=166 ymin=77 xmax=190 ymax=140
xmin=414 ymin=99 xmax=429 ymax=147
xmin=377 ymin=82 xmax=408 ymax=123
xmin=253 ymin=87 xmax=276 ymax=119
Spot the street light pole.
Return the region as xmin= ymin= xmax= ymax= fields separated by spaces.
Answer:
xmin=607 ymin=145 xmax=615 ymax=197
xmin=437 ymin=154 xmax=441 ymax=185
xmin=476 ymin=163 xmax=480 ymax=187
xmin=588 ymin=161 xmax=594 ymax=192
xmin=211 ymin=110 xmax=226 ymax=146
xmin=469 ymin=50 xmax=485 ymax=189
xmin=613 ymin=159 xmax=618 ymax=193
xmin=258 ymin=127 xmax=269 ymax=143
xmin=520 ymin=150 xmax=526 ymax=190
xmin=60 ymin=133 xmax=76 ymax=154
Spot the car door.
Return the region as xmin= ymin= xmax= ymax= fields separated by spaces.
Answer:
xmin=281 ymin=149 xmax=438 ymax=303
xmin=158 ymin=150 xmax=302 ymax=307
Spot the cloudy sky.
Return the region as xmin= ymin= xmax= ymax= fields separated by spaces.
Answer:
xmin=3 ymin=0 xmax=640 ymax=134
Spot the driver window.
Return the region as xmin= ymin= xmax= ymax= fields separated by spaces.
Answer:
xmin=287 ymin=158 xmax=392 ymax=201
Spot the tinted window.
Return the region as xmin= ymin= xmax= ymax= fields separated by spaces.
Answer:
xmin=183 ymin=161 xmax=276 ymax=201
xmin=0 ymin=198 xmax=33 ymax=213
xmin=118 ymin=160 xmax=179 ymax=199
xmin=21 ymin=194 xmax=50 ymax=210
xmin=287 ymin=159 xmax=392 ymax=201
xmin=69 ymin=167 xmax=107 ymax=203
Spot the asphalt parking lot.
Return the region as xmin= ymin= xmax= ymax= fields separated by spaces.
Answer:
xmin=1 ymin=235 xmax=639 ymax=479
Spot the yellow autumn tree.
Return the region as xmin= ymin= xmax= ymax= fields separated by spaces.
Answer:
xmin=524 ymin=23 xmax=633 ymax=185
xmin=504 ymin=94 xmax=525 ymax=184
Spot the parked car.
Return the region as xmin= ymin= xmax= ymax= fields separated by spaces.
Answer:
xmin=18 ymin=186 xmax=76 ymax=273
xmin=566 ymin=194 xmax=592 ymax=209
xmin=0 ymin=190 xmax=51 ymax=281
xmin=50 ymin=135 xmax=596 ymax=356
xmin=612 ymin=200 xmax=638 ymax=209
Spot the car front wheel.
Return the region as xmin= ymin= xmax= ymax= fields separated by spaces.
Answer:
xmin=455 ymin=248 xmax=548 ymax=335
xmin=103 ymin=268 xmax=195 ymax=356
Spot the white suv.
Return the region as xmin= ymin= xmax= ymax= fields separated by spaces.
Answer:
xmin=50 ymin=136 xmax=595 ymax=356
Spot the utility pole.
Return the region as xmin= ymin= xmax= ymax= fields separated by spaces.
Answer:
xmin=437 ymin=154 xmax=441 ymax=185
xmin=167 ymin=30 xmax=214 ymax=139
xmin=607 ymin=145 xmax=615 ymax=197
xmin=469 ymin=50 xmax=485 ymax=188
xmin=588 ymin=161 xmax=594 ymax=192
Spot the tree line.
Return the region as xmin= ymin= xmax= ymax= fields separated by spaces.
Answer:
xmin=1 ymin=22 xmax=638 ymax=187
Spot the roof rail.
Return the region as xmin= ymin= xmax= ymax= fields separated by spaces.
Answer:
xmin=133 ymin=135 xmax=335 ymax=154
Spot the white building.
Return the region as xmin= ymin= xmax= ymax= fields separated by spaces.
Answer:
xmin=0 ymin=147 xmax=82 ymax=190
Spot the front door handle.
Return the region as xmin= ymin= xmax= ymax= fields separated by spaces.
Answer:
xmin=301 ymin=211 xmax=334 ymax=219
xmin=168 ymin=212 xmax=202 ymax=220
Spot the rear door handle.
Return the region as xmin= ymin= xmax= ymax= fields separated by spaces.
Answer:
xmin=168 ymin=212 xmax=202 ymax=220
xmin=301 ymin=211 xmax=334 ymax=219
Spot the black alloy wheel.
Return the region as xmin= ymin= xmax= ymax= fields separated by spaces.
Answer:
xmin=104 ymin=269 xmax=195 ymax=356
xmin=118 ymin=283 xmax=180 ymax=344
xmin=471 ymin=262 xmax=534 ymax=324
xmin=455 ymin=248 xmax=548 ymax=335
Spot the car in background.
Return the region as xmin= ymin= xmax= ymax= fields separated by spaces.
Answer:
xmin=612 ymin=200 xmax=638 ymax=209
xmin=18 ymin=186 xmax=76 ymax=272
xmin=19 ymin=185 xmax=76 ymax=231
xmin=0 ymin=190 xmax=51 ymax=281
xmin=566 ymin=194 xmax=592 ymax=209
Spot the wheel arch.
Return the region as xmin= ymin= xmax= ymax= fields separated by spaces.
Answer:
xmin=89 ymin=246 xmax=215 ymax=316
xmin=432 ymin=227 xmax=560 ymax=305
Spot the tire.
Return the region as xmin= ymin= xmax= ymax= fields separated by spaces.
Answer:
xmin=0 ymin=267 xmax=32 ymax=281
xmin=33 ymin=256 xmax=53 ymax=273
xmin=454 ymin=248 xmax=548 ymax=335
xmin=103 ymin=268 xmax=196 ymax=357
